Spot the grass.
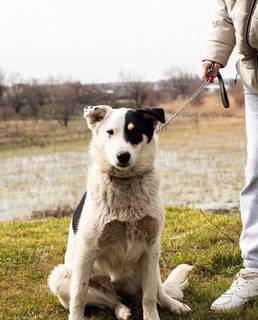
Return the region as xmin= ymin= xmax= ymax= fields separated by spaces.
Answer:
xmin=1 ymin=208 xmax=257 ymax=320
xmin=164 ymin=92 xmax=244 ymax=118
xmin=0 ymin=118 xmax=90 ymax=155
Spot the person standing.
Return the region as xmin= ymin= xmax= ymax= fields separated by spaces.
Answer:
xmin=201 ymin=0 xmax=258 ymax=312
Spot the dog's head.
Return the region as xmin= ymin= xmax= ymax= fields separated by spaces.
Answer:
xmin=84 ymin=105 xmax=165 ymax=177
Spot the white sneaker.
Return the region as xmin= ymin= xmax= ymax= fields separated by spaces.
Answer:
xmin=211 ymin=269 xmax=258 ymax=311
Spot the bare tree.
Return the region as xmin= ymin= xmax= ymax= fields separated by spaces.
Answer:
xmin=119 ymin=72 xmax=159 ymax=108
xmin=51 ymin=82 xmax=79 ymax=126
xmin=161 ymin=67 xmax=205 ymax=126
xmin=78 ymin=84 xmax=115 ymax=106
xmin=163 ymin=66 xmax=203 ymax=102
xmin=4 ymin=84 xmax=27 ymax=114
xmin=23 ymin=82 xmax=48 ymax=117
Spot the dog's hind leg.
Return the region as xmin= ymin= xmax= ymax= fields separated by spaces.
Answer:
xmin=48 ymin=264 xmax=131 ymax=320
xmin=88 ymin=274 xmax=131 ymax=320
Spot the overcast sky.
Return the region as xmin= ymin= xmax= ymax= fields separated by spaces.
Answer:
xmin=0 ymin=0 xmax=238 ymax=83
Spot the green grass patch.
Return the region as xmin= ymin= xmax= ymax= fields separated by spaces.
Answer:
xmin=1 ymin=208 xmax=255 ymax=320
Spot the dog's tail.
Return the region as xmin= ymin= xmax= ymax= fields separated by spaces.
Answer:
xmin=162 ymin=264 xmax=193 ymax=300
xmin=48 ymin=264 xmax=71 ymax=309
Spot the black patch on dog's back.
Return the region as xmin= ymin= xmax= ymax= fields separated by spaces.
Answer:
xmin=72 ymin=192 xmax=86 ymax=233
xmin=124 ymin=110 xmax=155 ymax=144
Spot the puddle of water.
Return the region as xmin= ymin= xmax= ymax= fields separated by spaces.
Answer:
xmin=157 ymin=148 xmax=244 ymax=211
xmin=0 ymin=150 xmax=89 ymax=221
xmin=0 ymin=143 xmax=245 ymax=221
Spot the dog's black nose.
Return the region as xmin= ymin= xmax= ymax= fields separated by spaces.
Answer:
xmin=117 ymin=152 xmax=131 ymax=165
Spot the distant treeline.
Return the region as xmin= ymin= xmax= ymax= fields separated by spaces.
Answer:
xmin=0 ymin=69 xmax=243 ymax=126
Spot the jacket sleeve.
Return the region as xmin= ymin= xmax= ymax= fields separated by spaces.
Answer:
xmin=204 ymin=0 xmax=236 ymax=67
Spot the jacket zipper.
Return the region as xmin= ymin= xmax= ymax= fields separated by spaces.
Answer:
xmin=245 ymin=0 xmax=258 ymax=55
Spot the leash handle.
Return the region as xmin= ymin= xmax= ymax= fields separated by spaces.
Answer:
xmin=207 ymin=62 xmax=230 ymax=109
xmin=207 ymin=63 xmax=215 ymax=83
xmin=217 ymin=73 xmax=230 ymax=108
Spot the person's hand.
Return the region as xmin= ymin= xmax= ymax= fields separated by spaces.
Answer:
xmin=201 ymin=61 xmax=221 ymax=82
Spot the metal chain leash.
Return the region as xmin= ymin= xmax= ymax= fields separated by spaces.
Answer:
xmin=154 ymin=63 xmax=224 ymax=134
xmin=153 ymin=63 xmax=236 ymax=243
xmin=155 ymin=79 xmax=209 ymax=134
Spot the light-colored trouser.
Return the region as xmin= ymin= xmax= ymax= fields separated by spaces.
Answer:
xmin=240 ymin=89 xmax=258 ymax=268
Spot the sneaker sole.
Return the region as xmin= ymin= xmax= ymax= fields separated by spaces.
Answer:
xmin=211 ymin=297 xmax=257 ymax=313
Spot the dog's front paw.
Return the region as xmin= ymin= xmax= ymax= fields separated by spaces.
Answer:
xmin=143 ymin=308 xmax=160 ymax=320
xmin=115 ymin=303 xmax=132 ymax=320
xmin=68 ymin=313 xmax=84 ymax=320
xmin=167 ymin=299 xmax=191 ymax=315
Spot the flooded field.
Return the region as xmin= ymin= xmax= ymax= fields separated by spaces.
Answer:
xmin=0 ymin=117 xmax=246 ymax=221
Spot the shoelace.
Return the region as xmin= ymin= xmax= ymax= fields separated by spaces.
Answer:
xmin=226 ymin=274 xmax=247 ymax=294
xmin=225 ymin=270 xmax=258 ymax=295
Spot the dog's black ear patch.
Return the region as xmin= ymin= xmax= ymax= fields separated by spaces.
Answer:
xmin=138 ymin=108 xmax=166 ymax=124
xmin=72 ymin=192 xmax=87 ymax=233
xmin=124 ymin=108 xmax=165 ymax=144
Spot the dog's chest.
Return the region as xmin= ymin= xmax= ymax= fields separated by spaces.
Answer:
xmin=98 ymin=215 xmax=159 ymax=247
xmin=94 ymin=216 xmax=159 ymax=279
xmin=95 ymin=174 xmax=160 ymax=221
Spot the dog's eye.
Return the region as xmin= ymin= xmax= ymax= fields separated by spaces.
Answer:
xmin=106 ymin=129 xmax=114 ymax=135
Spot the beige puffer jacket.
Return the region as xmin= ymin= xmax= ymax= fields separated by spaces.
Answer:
xmin=204 ymin=0 xmax=258 ymax=93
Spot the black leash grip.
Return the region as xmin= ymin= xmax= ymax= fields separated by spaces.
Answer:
xmin=207 ymin=62 xmax=230 ymax=109
xmin=217 ymin=72 xmax=230 ymax=108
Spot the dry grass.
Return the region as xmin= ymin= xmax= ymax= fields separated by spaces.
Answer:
xmin=164 ymin=92 xmax=245 ymax=118
xmin=0 ymin=118 xmax=89 ymax=152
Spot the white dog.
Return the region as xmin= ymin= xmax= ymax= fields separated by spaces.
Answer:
xmin=48 ymin=105 xmax=192 ymax=320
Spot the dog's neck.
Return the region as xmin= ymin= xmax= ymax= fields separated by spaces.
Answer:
xmin=87 ymin=162 xmax=158 ymax=188
xmin=87 ymin=157 xmax=155 ymax=179
xmin=87 ymin=163 xmax=160 ymax=222
xmin=104 ymin=166 xmax=154 ymax=180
